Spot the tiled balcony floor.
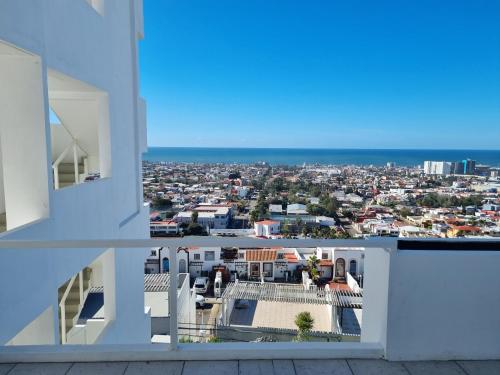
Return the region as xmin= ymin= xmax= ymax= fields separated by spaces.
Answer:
xmin=1 ymin=359 xmax=499 ymax=375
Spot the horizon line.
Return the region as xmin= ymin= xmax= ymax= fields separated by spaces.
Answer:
xmin=146 ymin=146 xmax=500 ymax=151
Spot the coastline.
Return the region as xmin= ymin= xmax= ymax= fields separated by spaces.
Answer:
xmin=143 ymin=147 xmax=500 ymax=167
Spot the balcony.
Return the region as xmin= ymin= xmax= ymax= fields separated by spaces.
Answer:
xmin=0 ymin=237 xmax=499 ymax=369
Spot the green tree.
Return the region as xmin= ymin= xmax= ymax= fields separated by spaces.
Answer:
xmin=191 ymin=211 xmax=199 ymax=224
xmin=185 ymin=222 xmax=207 ymax=236
xmin=307 ymin=255 xmax=321 ymax=284
xmin=399 ymin=207 xmax=411 ymax=218
xmin=295 ymin=311 xmax=314 ymax=341
xmin=152 ymin=197 xmax=172 ymax=208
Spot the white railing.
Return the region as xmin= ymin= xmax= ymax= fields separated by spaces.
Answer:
xmin=59 ymin=274 xmax=77 ymax=345
xmin=59 ymin=269 xmax=89 ymax=345
xmin=52 ymin=140 xmax=88 ymax=189
xmin=346 ymin=272 xmax=362 ymax=293
xmin=0 ymin=237 xmax=397 ymax=362
xmin=1 ymin=237 xmax=499 ymax=362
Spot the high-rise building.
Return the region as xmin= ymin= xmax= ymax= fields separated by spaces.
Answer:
xmin=461 ymin=159 xmax=476 ymax=175
xmin=423 ymin=161 xmax=452 ymax=175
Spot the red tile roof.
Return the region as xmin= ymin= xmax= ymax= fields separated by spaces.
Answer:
xmin=256 ymin=220 xmax=279 ymax=225
xmin=283 ymin=253 xmax=298 ymax=263
xmin=452 ymin=225 xmax=481 ymax=232
xmin=246 ymin=249 xmax=277 ymax=262
xmin=329 ymin=281 xmax=352 ymax=292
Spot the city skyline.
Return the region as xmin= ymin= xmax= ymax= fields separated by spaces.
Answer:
xmin=140 ymin=1 xmax=500 ymax=150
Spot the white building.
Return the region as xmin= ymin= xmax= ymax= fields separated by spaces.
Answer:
xmin=150 ymin=220 xmax=179 ymax=236
xmin=0 ymin=0 xmax=149 ymax=346
xmin=175 ymin=205 xmax=231 ymax=229
xmin=286 ymin=203 xmax=308 ymax=215
xmin=254 ymin=220 xmax=281 ymax=237
xmin=143 ymin=273 xmax=195 ymax=338
xmin=423 ymin=161 xmax=452 ymax=175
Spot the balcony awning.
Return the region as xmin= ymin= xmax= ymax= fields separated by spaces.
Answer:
xmin=222 ymin=281 xmax=362 ymax=308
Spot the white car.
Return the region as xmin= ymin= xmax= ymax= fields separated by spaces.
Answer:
xmin=195 ymin=294 xmax=205 ymax=308
xmin=193 ymin=277 xmax=209 ymax=294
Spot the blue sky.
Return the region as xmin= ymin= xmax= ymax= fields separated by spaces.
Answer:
xmin=140 ymin=0 xmax=500 ymax=149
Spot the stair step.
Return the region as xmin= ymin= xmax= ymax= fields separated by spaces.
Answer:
xmin=58 ymin=163 xmax=84 ymax=174
xmin=58 ymin=182 xmax=75 ymax=188
xmin=58 ymin=173 xmax=76 ymax=183
xmin=59 ymin=289 xmax=80 ymax=298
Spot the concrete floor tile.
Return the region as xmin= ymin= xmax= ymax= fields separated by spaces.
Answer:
xmin=456 ymin=361 xmax=500 ymax=375
xmin=403 ymin=361 xmax=466 ymax=375
xmin=67 ymin=362 xmax=128 ymax=375
xmin=347 ymin=359 xmax=408 ymax=375
xmin=0 ymin=364 xmax=15 ymax=375
xmin=125 ymin=361 xmax=184 ymax=375
xmin=8 ymin=363 xmax=72 ymax=375
xmin=294 ymin=359 xmax=351 ymax=375
xmin=272 ymin=360 xmax=296 ymax=375
xmin=183 ymin=361 xmax=238 ymax=375
xmin=239 ymin=360 xmax=275 ymax=375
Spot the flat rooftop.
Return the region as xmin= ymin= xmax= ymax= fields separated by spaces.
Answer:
xmin=230 ymin=300 xmax=331 ymax=332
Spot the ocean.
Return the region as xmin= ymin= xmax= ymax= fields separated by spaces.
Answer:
xmin=143 ymin=147 xmax=500 ymax=167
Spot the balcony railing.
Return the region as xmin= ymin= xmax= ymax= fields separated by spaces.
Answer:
xmin=0 ymin=237 xmax=499 ymax=363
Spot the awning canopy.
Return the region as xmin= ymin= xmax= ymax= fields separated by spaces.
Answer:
xmin=222 ymin=281 xmax=362 ymax=308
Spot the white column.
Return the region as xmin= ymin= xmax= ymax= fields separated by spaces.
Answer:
xmin=97 ymin=95 xmax=111 ymax=178
xmin=168 ymin=247 xmax=178 ymax=349
xmin=102 ymin=249 xmax=116 ymax=322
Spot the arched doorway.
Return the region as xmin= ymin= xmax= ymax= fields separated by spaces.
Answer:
xmin=349 ymin=260 xmax=357 ymax=275
xmin=335 ymin=258 xmax=345 ymax=278
xmin=162 ymin=257 xmax=169 ymax=273
xmin=179 ymin=259 xmax=187 ymax=273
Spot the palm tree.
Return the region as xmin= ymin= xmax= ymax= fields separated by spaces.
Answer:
xmin=307 ymin=255 xmax=320 ymax=284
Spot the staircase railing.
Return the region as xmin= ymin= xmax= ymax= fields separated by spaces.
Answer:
xmin=59 ymin=274 xmax=77 ymax=344
xmin=52 ymin=140 xmax=88 ymax=189
xmin=59 ymin=269 xmax=90 ymax=344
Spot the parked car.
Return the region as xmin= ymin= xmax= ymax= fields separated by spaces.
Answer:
xmin=195 ymin=294 xmax=205 ymax=308
xmin=193 ymin=277 xmax=209 ymax=294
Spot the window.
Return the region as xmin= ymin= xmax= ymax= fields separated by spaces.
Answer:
xmin=162 ymin=257 xmax=170 ymax=272
xmin=335 ymin=258 xmax=346 ymax=278
xmin=150 ymin=250 xmax=156 ymax=256
xmin=238 ymin=253 xmax=245 ymax=259
xmin=349 ymin=260 xmax=357 ymax=275
xmin=205 ymin=251 xmax=215 ymax=261
xmin=263 ymin=263 xmax=273 ymax=277
xmin=322 ymin=253 xmax=329 ymax=260
xmin=193 ymin=254 xmax=201 ymax=260
xmin=277 ymin=253 xmax=284 ymax=259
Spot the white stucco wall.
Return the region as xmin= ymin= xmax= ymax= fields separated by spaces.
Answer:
xmin=385 ymin=248 xmax=500 ymax=360
xmin=6 ymin=307 xmax=54 ymax=346
xmin=362 ymin=245 xmax=500 ymax=361
xmin=0 ymin=0 xmax=148 ymax=345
